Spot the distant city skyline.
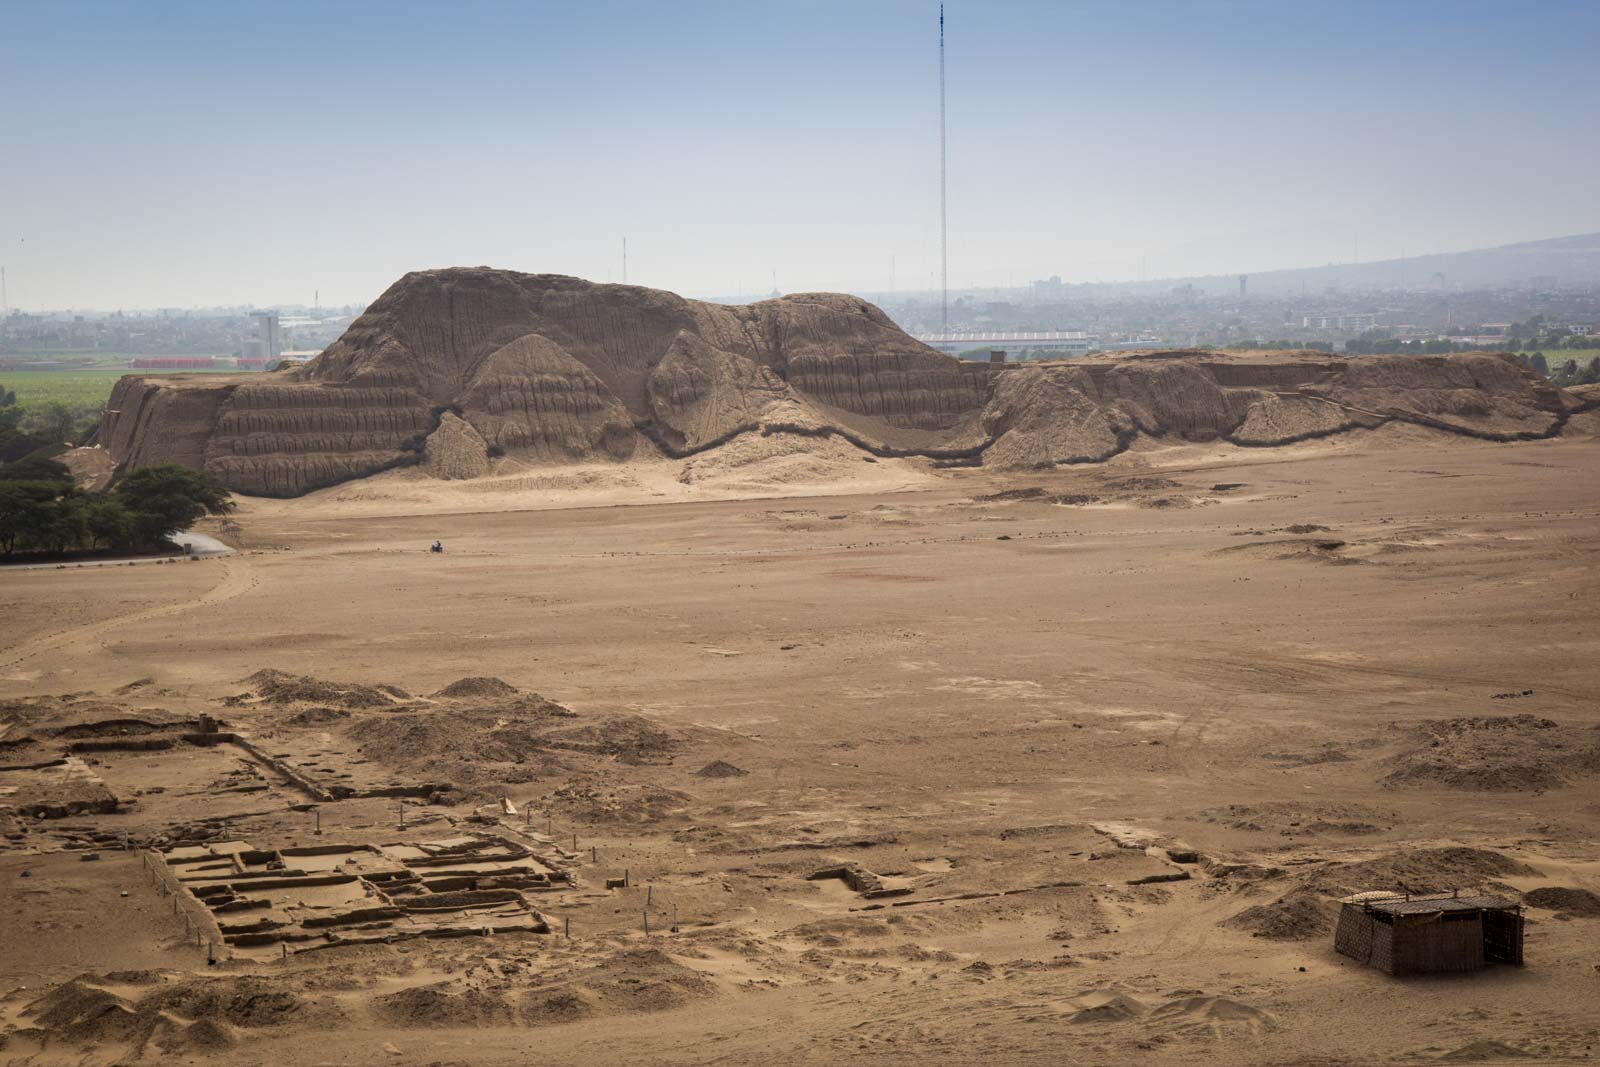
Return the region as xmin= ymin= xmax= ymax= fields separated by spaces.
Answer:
xmin=4 ymin=0 xmax=1599 ymax=310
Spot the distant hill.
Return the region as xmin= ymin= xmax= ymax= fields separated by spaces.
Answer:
xmin=1142 ymin=233 xmax=1600 ymax=296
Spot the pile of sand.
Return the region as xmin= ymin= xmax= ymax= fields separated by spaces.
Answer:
xmin=1521 ymin=887 xmax=1600 ymax=917
xmin=23 ymin=974 xmax=340 ymax=1054
xmin=1382 ymin=715 xmax=1600 ymax=792
xmin=1307 ymin=847 xmax=1535 ymax=897
xmin=1222 ymin=888 xmax=1337 ymax=941
xmin=536 ymin=716 xmax=678 ymax=763
xmin=365 ymin=948 xmax=715 ymax=1031
xmin=676 ymin=430 xmax=915 ymax=493
xmin=1147 ymin=995 xmax=1278 ymax=1037
xmin=347 ymin=696 xmax=572 ymax=760
xmin=24 ymin=978 xmax=141 ymax=1042
xmin=343 ymin=692 xmax=674 ymax=800
xmin=695 ymin=759 xmax=748 ymax=778
xmin=432 ymin=676 xmax=519 ymax=699
xmin=542 ymin=779 xmax=693 ymax=825
xmin=1066 ymin=990 xmax=1148 ymax=1024
xmin=373 ymin=984 xmax=514 ymax=1027
xmin=236 ymin=669 xmax=403 ymax=709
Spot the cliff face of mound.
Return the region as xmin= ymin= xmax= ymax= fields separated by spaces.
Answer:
xmin=99 ymin=270 xmax=994 ymax=496
xmin=979 ymin=350 xmax=1581 ymax=469
xmin=95 ymin=269 xmax=1589 ymax=496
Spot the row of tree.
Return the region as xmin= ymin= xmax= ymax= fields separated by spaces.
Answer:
xmin=0 ymin=459 xmax=234 ymax=559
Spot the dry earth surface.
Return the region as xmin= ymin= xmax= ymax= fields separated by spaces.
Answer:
xmin=3 ymin=423 xmax=1599 ymax=1066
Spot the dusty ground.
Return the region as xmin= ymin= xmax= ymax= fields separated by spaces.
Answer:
xmin=3 ymin=423 xmax=1599 ymax=1065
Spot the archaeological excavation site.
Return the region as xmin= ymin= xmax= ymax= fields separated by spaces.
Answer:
xmin=4 ymin=271 xmax=1600 ymax=1066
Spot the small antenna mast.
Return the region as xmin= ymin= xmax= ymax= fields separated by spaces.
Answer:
xmin=939 ymin=2 xmax=948 ymax=333
xmin=622 ymin=237 xmax=628 ymax=284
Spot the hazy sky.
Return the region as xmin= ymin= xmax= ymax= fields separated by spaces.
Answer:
xmin=5 ymin=0 xmax=1599 ymax=310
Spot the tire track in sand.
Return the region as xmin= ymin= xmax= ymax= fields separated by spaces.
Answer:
xmin=0 ymin=556 xmax=260 ymax=672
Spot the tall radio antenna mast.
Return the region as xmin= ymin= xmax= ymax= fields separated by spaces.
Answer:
xmin=939 ymin=3 xmax=948 ymax=333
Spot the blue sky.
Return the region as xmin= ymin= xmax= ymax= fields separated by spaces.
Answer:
xmin=4 ymin=0 xmax=1598 ymax=309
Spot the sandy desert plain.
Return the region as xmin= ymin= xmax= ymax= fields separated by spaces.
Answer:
xmin=3 ymin=414 xmax=1600 ymax=1065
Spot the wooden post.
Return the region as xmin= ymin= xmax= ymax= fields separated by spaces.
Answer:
xmin=624 ymin=868 xmax=630 ymax=888
xmin=643 ymin=910 xmax=649 ymax=936
xmin=315 ymin=809 xmax=322 ymax=836
xmin=647 ymin=884 xmax=653 ymax=908
xmin=564 ymin=916 xmax=570 ymax=938
xmin=572 ymin=831 xmax=577 ymax=851
xmin=591 ymin=846 xmax=597 ymax=863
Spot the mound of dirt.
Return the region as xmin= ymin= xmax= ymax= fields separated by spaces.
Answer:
xmin=373 ymin=984 xmax=514 ymax=1027
xmin=1223 ymin=888 xmax=1337 ymax=940
xmin=1382 ymin=715 xmax=1600 ymax=792
xmin=237 ymin=669 xmax=401 ymax=709
xmin=1203 ymin=801 xmax=1391 ymax=837
xmin=579 ymin=948 xmax=716 ymax=1013
xmin=283 ymin=706 xmax=349 ymax=727
xmin=1307 ymin=847 xmax=1536 ymax=897
xmin=25 ymin=979 xmax=140 ymax=1042
xmin=537 ymin=716 xmax=678 ymax=763
xmin=346 ymin=692 xmax=580 ymax=778
xmin=1521 ymin=886 xmax=1600 ymax=917
xmin=94 ymin=266 xmax=1584 ymax=496
xmin=433 ymin=676 xmax=519 ymax=699
xmin=1148 ymin=995 xmax=1277 ymax=1035
xmin=142 ymin=976 xmax=338 ymax=1028
xmin=99 ymin=269 xmax=990 ymax=496
xmin=498 ymin=949 xmax=713 ymax=1027
xmin=696 ymin=760 xmax=749 ymax=778
xmin=520 ymin=988 xmax=598 ymax=1025
xmin=25 ymin=974 xmax=339 ymax=1051
xmin=154 ymin=1016 xmax=238 ymax=1053
xmin=544 ymin=780 xmax=693 ymax=825
xmin=1066 ymin=990 xmax=1147 ymax=1024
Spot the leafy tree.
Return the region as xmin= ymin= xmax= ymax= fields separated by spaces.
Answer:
xmin=112 ymin=465 xmax=234 ymax=549
xmin=0 ymin=456 xmax=73 ymax=485
xmin=1529 ymin=352 xmax=1549 ymax=376
xmin=42 ymin=492 xmax=93 ymax=554
xmin=22 ymin=401 xmax=78 ymax=445
xmin=0 ymin=386 xmax=20 ymax=434
xmin=0 ymin=481 xmax=64 ymax=556
xmin=85 ymin=497 xmax=134 ymax=550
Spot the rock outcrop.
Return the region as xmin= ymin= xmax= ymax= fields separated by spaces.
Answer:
xmin=94 ymin=269 xmax=1591 ymax=496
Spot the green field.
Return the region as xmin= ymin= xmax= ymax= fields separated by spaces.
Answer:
xmin=1 ymin=366 xmax=241 ymax=411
